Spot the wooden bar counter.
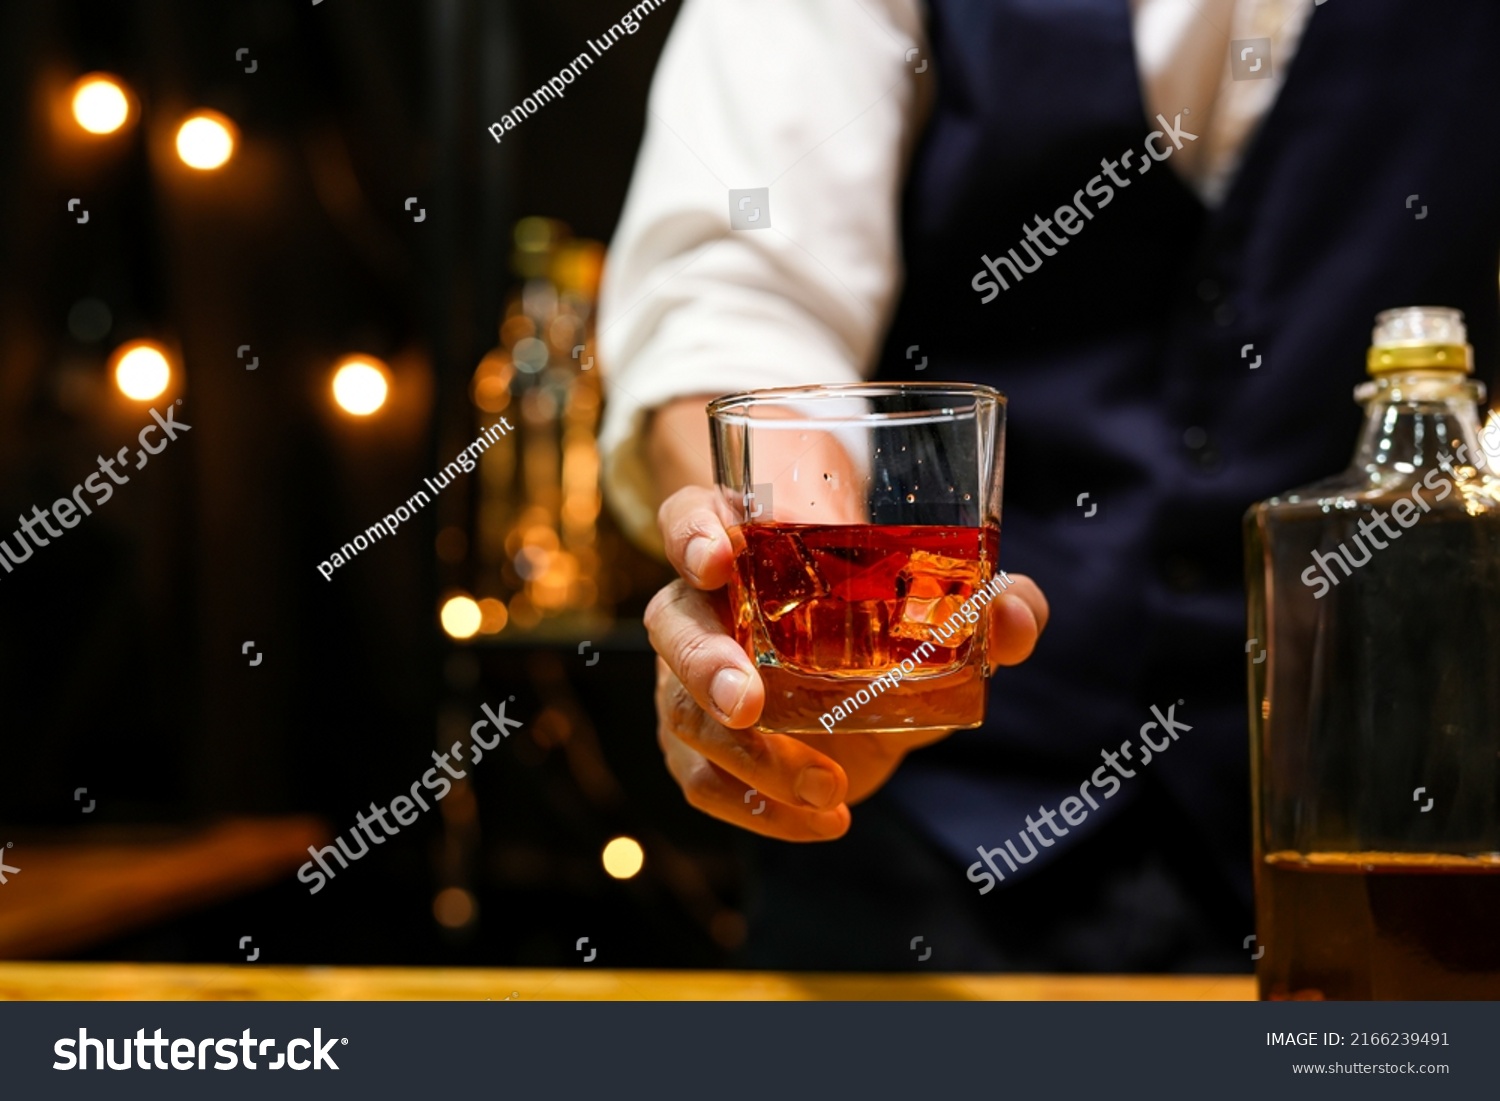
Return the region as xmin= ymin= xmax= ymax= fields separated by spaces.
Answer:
xmin=0 ymin=964 xmax=1253 ymax=1001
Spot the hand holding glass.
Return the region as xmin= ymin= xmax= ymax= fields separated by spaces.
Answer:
xmin=708 ymin=383 xmax=1006 ymax=735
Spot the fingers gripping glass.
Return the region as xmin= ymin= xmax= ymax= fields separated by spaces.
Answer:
xmin=708 ymin=383 xmax=1006 ymax=735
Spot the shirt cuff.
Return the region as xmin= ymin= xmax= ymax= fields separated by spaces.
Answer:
xmin=598 ymin=318 xmax=864 ymax=556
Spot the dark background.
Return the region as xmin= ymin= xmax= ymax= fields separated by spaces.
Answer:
xmin=0 ymin=0 xmax=756 ymax=968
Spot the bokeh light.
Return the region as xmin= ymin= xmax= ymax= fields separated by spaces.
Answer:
xmin=331 ymin=356 xmax=391 ymax=416
xmin=71 ymin=75 xmax=130 ymax=135
xmin=470 ymin=349 xmax=514 ymax=414
xmin=477 ymin=598 xmax=509 ymax=634
xmin=440 ymin=595 xmax=482 ymax=640
xmin=175 ymin=111 xmax=236 ymax=170
xmin=111 ymin=341 xmax=172 ymax=401
xmin=432 ymin=887 xmax=477 ymax=929
xmin=601 ymin=836 xmax=645 ymax=880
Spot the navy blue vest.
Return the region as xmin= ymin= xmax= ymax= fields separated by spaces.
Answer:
xmin=875 ymin=0 xmax=1500 ymax=903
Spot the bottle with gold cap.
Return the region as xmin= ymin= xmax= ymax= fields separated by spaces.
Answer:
xmin=1244 ymin=306 xmax=1500 ymax=1001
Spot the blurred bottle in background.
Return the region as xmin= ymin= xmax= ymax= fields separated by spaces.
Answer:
xmin=465 ymin=217 xmax=652 ymax=638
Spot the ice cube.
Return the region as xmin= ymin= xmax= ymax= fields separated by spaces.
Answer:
xmin=749 ymin=529 xmax=829 ymax=621
xmin=802 ymin=595 xmax=892 ymax=673
xmin=826 ymin=550 xmax=906 ymax=604
xmin=891 ymin=549 xmax=985 ymax=643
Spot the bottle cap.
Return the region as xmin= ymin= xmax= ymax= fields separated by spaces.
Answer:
xmin=1367 ymin=306 xmax=1473 ymax=374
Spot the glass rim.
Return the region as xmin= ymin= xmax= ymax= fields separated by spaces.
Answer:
xmin=707 ymin=381 xmax=1006 ymax=420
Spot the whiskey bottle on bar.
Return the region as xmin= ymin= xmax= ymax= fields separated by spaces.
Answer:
xmin=1245 ymin=306 xmax=1500 ymax=999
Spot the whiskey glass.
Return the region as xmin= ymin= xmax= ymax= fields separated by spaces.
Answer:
xmin=708 ymin=383 xmax=1005 ymax=735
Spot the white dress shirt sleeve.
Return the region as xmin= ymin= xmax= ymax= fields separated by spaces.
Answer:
xmin=597 ymin=0 xmax=1312 ymax=553
xmin=596 ymin=0 xmax=928 ymax=553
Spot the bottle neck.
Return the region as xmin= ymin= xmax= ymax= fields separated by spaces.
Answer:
xmin=1350 ymin=371 xmax=1489 ymax=478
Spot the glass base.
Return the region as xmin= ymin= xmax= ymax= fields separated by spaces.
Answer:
xmin=753 ymin=662 xmax=986 ymax=735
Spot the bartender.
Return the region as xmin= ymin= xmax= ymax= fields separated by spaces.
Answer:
xmin=596 ymin=0 xmax=1500 ymax=969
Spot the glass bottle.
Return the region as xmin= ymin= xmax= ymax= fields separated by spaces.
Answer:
xmin=469 ymin=218 xmax=611 ymax=634
xmin=1245 ymin=306 xmax=1500 ymax=1000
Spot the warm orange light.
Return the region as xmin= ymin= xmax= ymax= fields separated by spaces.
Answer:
xmin=175 ymin=111 xmax=236 ymax=170
xmin=111 ymin=341 xmax=172 ymax=400
xmin=440 ymin=594 xmax=482 ymax=640
xmin=506 ymin=593 xmax=541 ymax=630
xmin=477 ymin=598 xmax=508 ymax=634
xmin=530 ymin=553 xmax=579 ymax=610
xmin=602 ymin=836 xmax=645 ymax=880
xmin=471 ymin=350 xmax=514 ymax=414
xmin=432 ymin=887 xmax=477 ymax=928
xmin=1483 ymin=410 xmax=1500 ymax=465
xmin=71 ymin=75 xmax=130 ymax=135
xmin=331 ymin=356 xmax=391 ymax=416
